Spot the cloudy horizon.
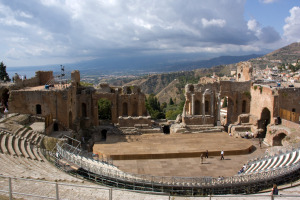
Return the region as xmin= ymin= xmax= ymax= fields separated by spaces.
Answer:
xmin=0 ymin=0 xmax=299 ymax=67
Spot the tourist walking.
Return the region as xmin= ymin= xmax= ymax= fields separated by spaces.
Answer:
xmin=271 ymin=184 xmax=278 ymax=200
xmin=220 ymin=150 xmax=224 ymax=160
xmin=200 ymin=154 xmax=204 ymax=164
xmin=205 ymin=150 xmax=208 ymax=158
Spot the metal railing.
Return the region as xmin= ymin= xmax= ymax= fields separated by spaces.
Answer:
xmin=51 ymin=142 xmax=300 ymax=195
xmin=1 ymin=175 xmax=300 ymax=200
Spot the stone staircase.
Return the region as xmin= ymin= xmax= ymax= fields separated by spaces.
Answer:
xmin=172 ymin=124 xmax=224 ymax=134
xmin=0 ymin=129 xmax=45 ymax=161
xmin=118 ymin=124 xmax=163 ymax=135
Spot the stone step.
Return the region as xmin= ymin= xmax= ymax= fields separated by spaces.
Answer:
xmin=139 ymin=128 xmax=162 ymax=134
xmin=26 ymin=142 xmax=37 ymax=160
xmin=0 ymin=133 xmax=3 ymax=153
xmin=14 ymin=137 xmax=24 ymax=157
xmin=7 ymin=135 xmax=17 ymax=156
xmin=20 ymin=140 xmax=30 ymax=159
xmin=35 ymin=135 xmax=44 ymax=147
xmin=1 ymin=134 xmax=9 ymax=154
xmin=37 ymin=148 xmax=47 ymax=162
xmin=32 ymin=147 xmax=43 ymax=162
xmin=15 ymin=127 xmax=26 ymax=137
xmin=23 ymin=130 xmax=33 ymax=140
xmin=20 ymin=128 xmax=31 ymax=139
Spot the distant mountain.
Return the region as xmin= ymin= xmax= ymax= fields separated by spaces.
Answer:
xmin=67 ymin=53 xmax=262 ymax=75
xmin=264 ymin=42 xmax=300 ymax=63
xmin=250 ymin=42 xmax=300 ymax=68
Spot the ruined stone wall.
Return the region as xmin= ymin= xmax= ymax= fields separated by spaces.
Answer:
xmin=219 ymin=81 xmax=251 ymax=123
xmin=236 ymin=62 xmax=253 ymax=82
xmin=118 ymin=116 xmax=151 ymax=127
xmin=8 ymin=88 xmax=72 ymax=127
xmin=250 ymin=85 xmax=276 ymax=124
xmin=36 ymin=71 xmax=53 ymax=85
xmin=77 ymin=88 xmax=93 ymax=128
xmin=183 ymin=82 xmax=219 ymax=125
xmin=278 ymin=88 xmax=300 ymax=113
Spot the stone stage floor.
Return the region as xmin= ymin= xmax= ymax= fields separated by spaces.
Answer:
xmin=93 ymin=132 xmax=268 ymax=178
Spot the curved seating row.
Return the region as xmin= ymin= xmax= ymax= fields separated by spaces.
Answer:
xmin=242 ymin=149 xmax=300 ymax=175
xmin=0 ymin=129 xmax=45 ymax=162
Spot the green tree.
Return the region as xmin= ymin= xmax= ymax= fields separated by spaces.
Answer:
xmin=0 ymin=62 xmax=10 ymax=82
xmin=98 ymin=99 xmax=111 ymax=120
xmin=146 ymin=94 xmax=165 ymax=119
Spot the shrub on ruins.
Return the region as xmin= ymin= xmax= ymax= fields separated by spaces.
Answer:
xmin=98 ymin=99 xmax=112 ymax=120
xmin=146 ymin=94 xmax=165 ymax=119
xmin=0 ymin=61 xmax=10 ymax=82
xmin=165 ymin=100 xmax=185 ymax=120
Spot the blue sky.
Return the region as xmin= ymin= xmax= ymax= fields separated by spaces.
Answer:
xmin=0 ymin=0 xmax=299 ymax=67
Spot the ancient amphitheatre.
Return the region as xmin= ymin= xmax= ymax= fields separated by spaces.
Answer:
xmin=0 ymin=61 xmax=300 ymax=199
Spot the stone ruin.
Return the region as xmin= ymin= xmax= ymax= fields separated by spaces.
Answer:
xmin=0 ymin=61 xmax=300 ymax=148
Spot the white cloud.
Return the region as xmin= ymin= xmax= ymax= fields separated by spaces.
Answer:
xmin=283 ymin=6 xmax=300 ymax=42
xmin=259 ymin=0 xmax=277 ymax=4
xmin=201 ymin=18 xmax=226 ymax=28
xmin=0 ymin=0 xmax=285 ymax=67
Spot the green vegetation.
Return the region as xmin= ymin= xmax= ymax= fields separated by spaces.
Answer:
xmin=80 ymin=81 xmax=93 ymax=87
xmin=165 ymin=100 xmax=185 ymax=120
xmin=145 ymin=94 xmax=165 ymax=119
xmin=0 ymin=61 xmax=10 ymax=82
xmin=289 ymin=63 xmax=300 ymax=72
xmin=42 ymin=136 xmax=61 ymax=151
xmin=98 ymin=99 xmax=112 ymax=120
xmin=146 ymin=93 xmax=185 ymax=120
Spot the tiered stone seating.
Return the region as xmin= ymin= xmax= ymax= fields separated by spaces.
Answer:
xmin=0 ymin=129 xmax=45 ymax=162
xmin=242 ymin=149 xmax=300 ymax=175
xmin=0 ymin=133 xmax=8 ymax=154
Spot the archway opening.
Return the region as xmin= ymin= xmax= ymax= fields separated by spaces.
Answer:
xmin=82 ymin=103 xmax=87 ymax=118
xmin=53 ymin=123 xmax=59 ymax=131
xmin=273 ymin=133 xmax=287 ymax=146
xmin=259 ymin=107 xmax=271 ymax=138
xmin=122 ymin=102 xmax=128 ymax=116
xmin=194 ymin=100 xmax=200 ymax=115
xmin=242 ymin=100 xmax=246 ymax=113
xmin=132 ymin=101 xmax=138 ymax=116
xmin=205 ymin=100 xmax=209 ymax=115
xmin=101 ymin=129 xmax=107 ymax=141
xmin=69 ymin=111 xmax=72 ymax=129
xmin=98 ymin=98 xmax=112 ymax=120
xmin=36 ymin=104 xmax=42 ymax=115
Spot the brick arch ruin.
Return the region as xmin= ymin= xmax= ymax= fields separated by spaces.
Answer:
xmin=182 ymin=81 xmax=251 ymax=126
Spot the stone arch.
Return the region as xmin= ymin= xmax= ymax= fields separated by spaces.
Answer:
xmin=132 ymin=101 xmax=138 ymax=116
xmin=238 ymin=73 xmax=241 ymax=79
xmin=69 ymin=111 xmax=72 ymax=129
xmin=127 ymin=87 xmax=132 ymax=94
xmin=101 ymin=129 xmax=107 ymax=141
xmin=194 ymin=100 xmax=201 ymax=115
xmin=259 ymin=107 xmax=271 ymax=138
xmin=273 ymin=133 xmax=287 ymax=146
xmin=82 ymin=103 xmax=87 ymax=118
xmin=189 ymin=85 xmax=194 ymax=93
xmin=97 ymin=98 xmax=112 ymax=120
xmin=122 ymin=102 xmax=128 ymax=116
xmin=54 ymin=122 xmax=59 ymax=131
xmin=242 ymin=100 xmax=246 ymax=113
xmin=205 ymin=100 xmax=209 ymax=114
xmin=36 ymin=104 xmax=42 ymax=115
xmin=227 ymin=97 xmax=234 ymax=124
